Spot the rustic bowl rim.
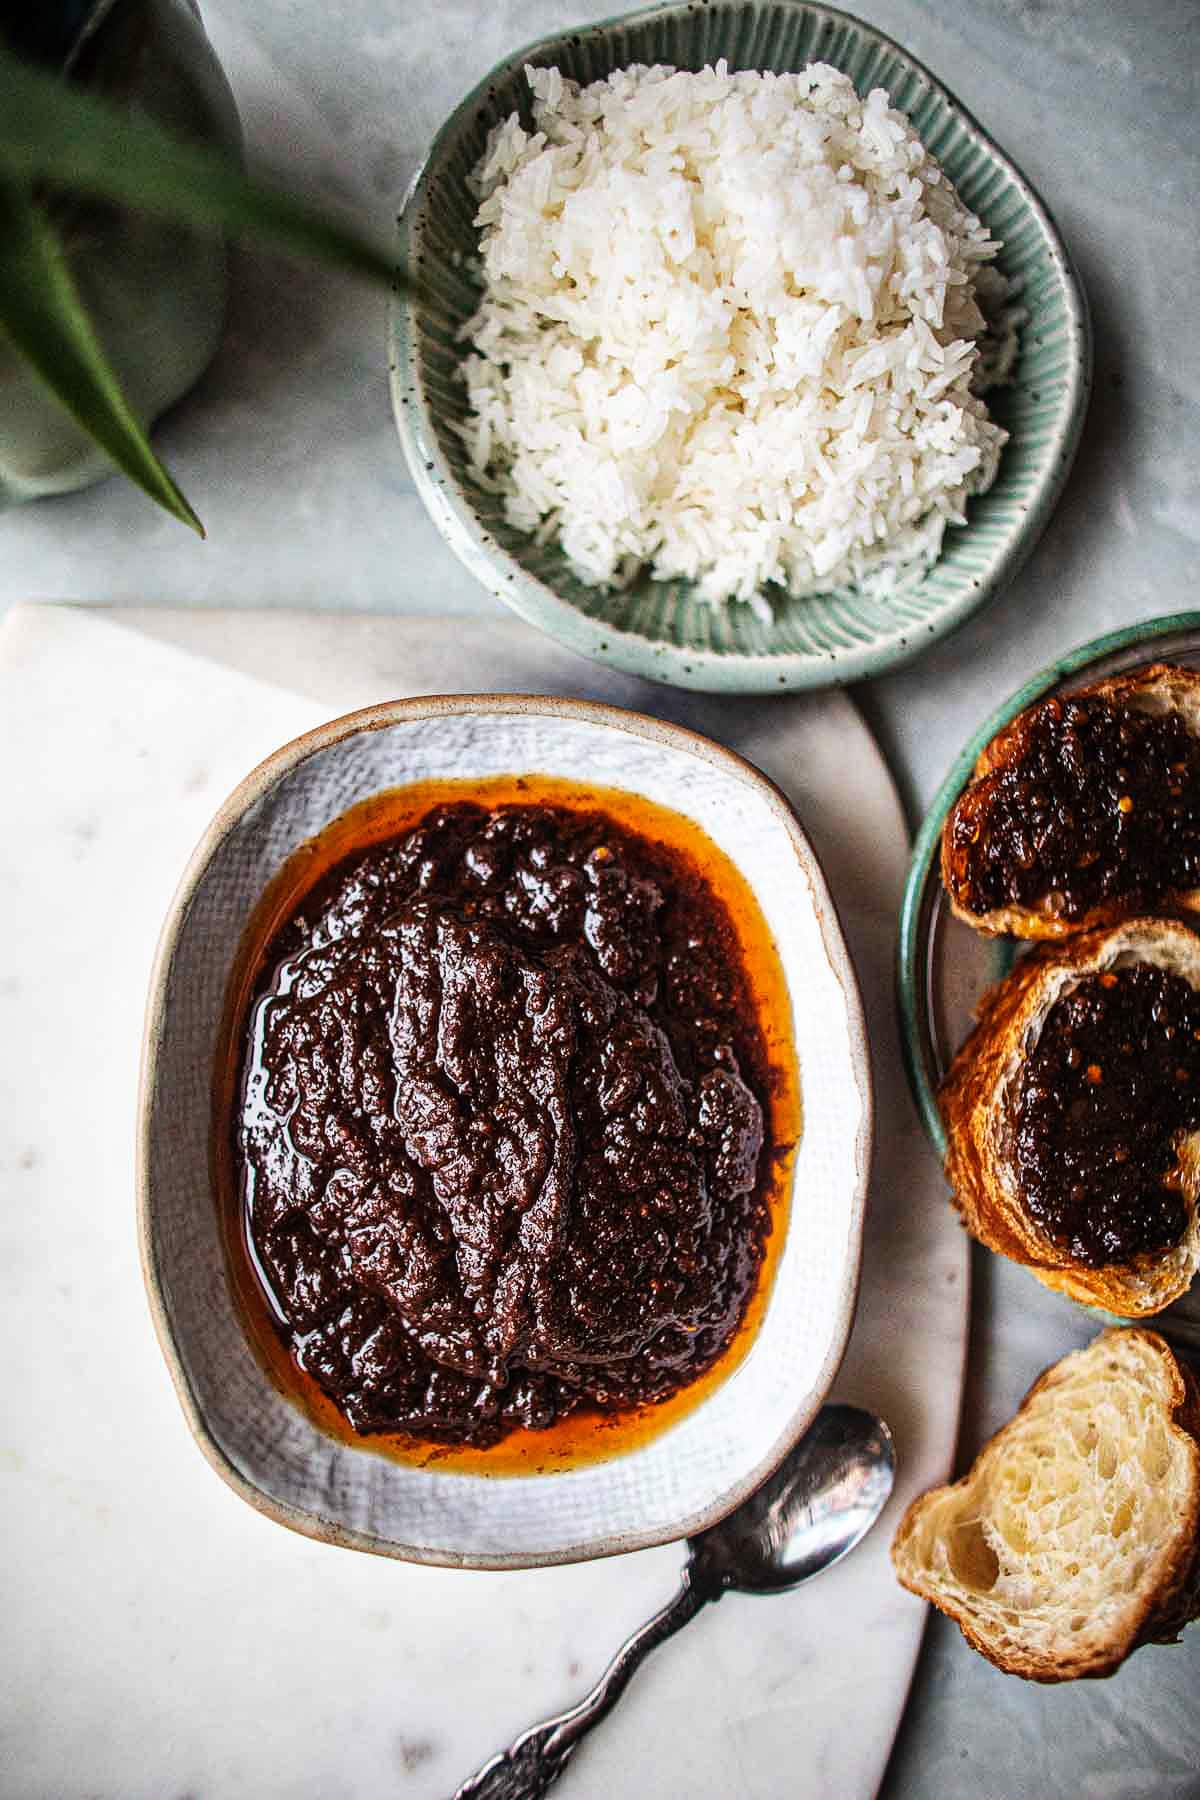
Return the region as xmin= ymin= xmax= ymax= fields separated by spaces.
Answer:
xmin=137 ymin=692 xmax=873 ymax=1567
xmin=390 ymin=0 xmax=1092 ymax=694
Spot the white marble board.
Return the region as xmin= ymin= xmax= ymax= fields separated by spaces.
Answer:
xmin=0 ymin=604 xmax=966 ymax=1799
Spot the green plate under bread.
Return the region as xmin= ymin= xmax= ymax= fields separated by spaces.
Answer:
xmin=898 ymin=612 xmax=1200 ymax=1340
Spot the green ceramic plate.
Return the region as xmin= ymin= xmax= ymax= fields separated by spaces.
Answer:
xmin=391 ymin=0 xmax=1091 ymax=693
xmin=898 ymin=612 xmax=1200 ymax=1336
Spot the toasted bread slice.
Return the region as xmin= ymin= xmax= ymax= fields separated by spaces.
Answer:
xmin=892 ymin=1328 xmax=1200 ymax=1681
xmin=940 ymin=917 xmax=1200 ymax=1315
xmin=942 ymin=662 xmax=1200 ymax=939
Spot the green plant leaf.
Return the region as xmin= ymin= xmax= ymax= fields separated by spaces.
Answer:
xmin=0 ymin=179 xmax=204 ymax=533
xmin=0 ymin=47 xmax=398 ymax=286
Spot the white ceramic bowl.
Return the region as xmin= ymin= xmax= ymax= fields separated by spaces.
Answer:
xmin=138 ymin=696 xmax=871 ymax=1567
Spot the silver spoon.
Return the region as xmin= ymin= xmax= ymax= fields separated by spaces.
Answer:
xmin=454 ymin=1404 xmax=896 ymax=1800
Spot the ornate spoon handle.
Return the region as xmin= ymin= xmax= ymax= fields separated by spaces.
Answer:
xmin=453 ymin=1571 xmax=713 ymax=1800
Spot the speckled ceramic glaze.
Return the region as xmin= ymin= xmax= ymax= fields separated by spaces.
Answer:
xmin=391 ymin=0 xmax=1091 ymax=693
xmin=139 ymin=695 xmax=872 ymax=1567
xmin=897 ymin=612 xmax=1200 ymax=1338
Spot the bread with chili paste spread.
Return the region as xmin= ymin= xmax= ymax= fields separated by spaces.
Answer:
xmin=942 ymin=663 xmax=1200 ymax=940
xmin=939 ymin=917 xmax=1200 ymax=1316
xmin=891 ymin=1328 xmax=1200 ymax=1681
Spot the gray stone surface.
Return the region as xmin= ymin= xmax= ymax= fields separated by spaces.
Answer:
xmin=3 ymin=2 xmax=1198 ymax=1793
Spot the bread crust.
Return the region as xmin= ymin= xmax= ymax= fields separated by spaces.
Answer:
xmin=939 ymin=917 xmax=1200 ymax=1315
xmin=891 ymin=1328 xmax=1200 ymax=1681
xmin=942 ymin=663 xmax=1200 ymax=939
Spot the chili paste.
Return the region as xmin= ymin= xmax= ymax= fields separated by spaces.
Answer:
xmin=948 ymin=693 xmax=1200 ymax=922
xmin=235 ymin=792 xmax=787 ymax=1452
xmin=1013 ymin=964 xmax=1199 ymax=1266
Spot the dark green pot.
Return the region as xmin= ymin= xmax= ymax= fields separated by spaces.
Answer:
xmin=0 ymin=0 xmax=241 ymax=499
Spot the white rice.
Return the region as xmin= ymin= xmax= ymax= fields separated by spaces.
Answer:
xmin=459 ymin=61 xmax=1012 ymax=611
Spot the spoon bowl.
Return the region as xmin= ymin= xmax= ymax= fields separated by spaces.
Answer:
xmin=691 ymin=1405 xmax=897 ymax=1596
xmin=456 ymin=1404 xmax=895 ymax=1799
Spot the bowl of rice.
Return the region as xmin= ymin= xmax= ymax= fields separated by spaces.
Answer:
xmin=392 ymin=1 xmax=1090 ymax=693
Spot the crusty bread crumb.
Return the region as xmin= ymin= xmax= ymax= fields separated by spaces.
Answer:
xmin=939 ymin=916 xmax=1200 ymax=1315
xmin=941 ymin=663 xmax=1200 ymax=940
xmin=892 ymin=1328 xmax=1200 ymax=1680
